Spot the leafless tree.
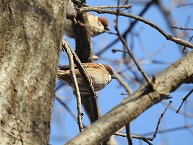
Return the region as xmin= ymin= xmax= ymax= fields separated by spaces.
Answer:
xmin=1 ymin=0 xmax=193 ymax=145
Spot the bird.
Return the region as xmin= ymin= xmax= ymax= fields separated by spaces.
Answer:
xmin=57 ymin=63 xmax=115 ymax=94
xmin=64 ymin=13 xmax=110 ymax=38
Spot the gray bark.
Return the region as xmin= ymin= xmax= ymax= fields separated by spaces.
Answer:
xmin=0 ymin=0 xmax=65 ymax=144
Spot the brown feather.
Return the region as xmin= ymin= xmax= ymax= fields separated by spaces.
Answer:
xmin=57 ymin=63 xmax=114 ymax=94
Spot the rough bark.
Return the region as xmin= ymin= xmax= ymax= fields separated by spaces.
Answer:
xmin=0 ymin=0 xmax=65 ymax=144
xmin=65 ymin=51 xmax=193 ymax=145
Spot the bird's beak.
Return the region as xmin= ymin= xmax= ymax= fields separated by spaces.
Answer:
xmin=104 ymin=27 xmax=110 ymax=31
xmin=111 ymin=75 xmax=117 ymax=79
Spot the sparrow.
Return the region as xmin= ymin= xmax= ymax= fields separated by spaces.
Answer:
xmin=64 ymin=13 xmax=110 ymax=38
xmin=57 ymin=63 xmax=115 ymax=94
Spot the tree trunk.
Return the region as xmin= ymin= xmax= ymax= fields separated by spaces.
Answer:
xmin=0 ymin=0 xmax=65 ymax=144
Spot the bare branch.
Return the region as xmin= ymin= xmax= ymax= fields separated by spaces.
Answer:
xmin=96 ymin=0 xmax=155 ymax=56
xmin=143 ymin=124 xmax=193 ymax=136
xmin=62 ymin=38 xmax=99 ymax=123
xmin=161 ymin=101 xmax=193 ymax=118
xmin=150 ymin=101 xmax=172 ymax=141
xmin=114 ymin=13 xmax=153 ymax=86
xmin=176 ymin=89 xmax=193 ymax=113
xmin=172 ymin=26 xmax=193 ymax=31
xmin=115 ymin=132 xmax=153 ymax=145
xmin=78 ymin=7 xmax=193 ymax=48
xmin=65 ymin=49 xmax=193 ymax=145
xmin=62 ymin=38 xmax=84 ymax=132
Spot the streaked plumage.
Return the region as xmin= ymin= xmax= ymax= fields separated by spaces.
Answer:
xmin=64 ymin=13 xmax=110 ymax=38
xmin=57 ymin=63 xmax=115 ymax=94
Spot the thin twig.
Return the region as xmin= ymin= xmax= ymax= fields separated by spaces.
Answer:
xmin=143 ymin=124 xmax=193 ymax=136
xmin=182 ymin=36 xmax=193 ymax=53
xmin=150 ymin=101 xmax=172 ymax=141
xmin=96 ymin=0 xmax=155 ymax=56
xmin=176 ymin=3 xmax=193 ymax=8
xmin=80 ymin=4 xmax=132 ymax=9
xmin=62 ymin=38 xmax=99 ymax=122
xmin=115 ymin=101 xmax=172 ymax=144
xmin=172 ymin=26 xmax=193 ymax=31
xmin=161 ymin=100 xmax=193 ymax=118
xmin=176 ymin=89 xmax=193 ymax=113
xmin=78 ymin=7 xmax=193 ymax=48
xmin=115 ymin=132 xmax=153 ymax=145
xmin=62 ymin=38 xmax=84 ymax=132
xmin=69 ymin=46 xmax=99 ymax=122
xmin=114 ymin=9 xmax=153 ymax=86
xmin=112 ymin=49 xmax=128 ymax=53
xmin=73 ymin=0 xmax=132 ymax=9
xmin=70 ymin=0 xmax=100 ymax=123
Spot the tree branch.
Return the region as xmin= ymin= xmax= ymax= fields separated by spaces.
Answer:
xmin=62 ymin=38 xmax=84 ymax=131
xmin=78 ymin=7 xmax=193 ymax=48
xmin=65 ymin=51 xmax=193 ymax=145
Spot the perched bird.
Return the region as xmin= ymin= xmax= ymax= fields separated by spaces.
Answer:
xmin=57 ymin=63 xmax=115 ymax=94
xmin=64 ymin=13 xmax=110 ymax=38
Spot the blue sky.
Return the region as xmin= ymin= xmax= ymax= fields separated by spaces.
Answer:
xmin=50 ymin=0 xmax=193 ymax=145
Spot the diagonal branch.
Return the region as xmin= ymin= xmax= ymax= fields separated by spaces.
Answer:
xmin=62 ymin=38 xmax=99 ymax=123
xmin=65 ymin=50 xmax=193 ymax=145
xmin=96 ymin=0 xmax=155 ymax=56
xmin=62 ymin=38 xmax=84 ymax=131
xmin=78 ymin=7 xmax=193 ymax=48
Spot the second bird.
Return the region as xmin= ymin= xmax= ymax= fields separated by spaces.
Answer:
xmin=64 ymin=13 xmax=110 ymax=38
